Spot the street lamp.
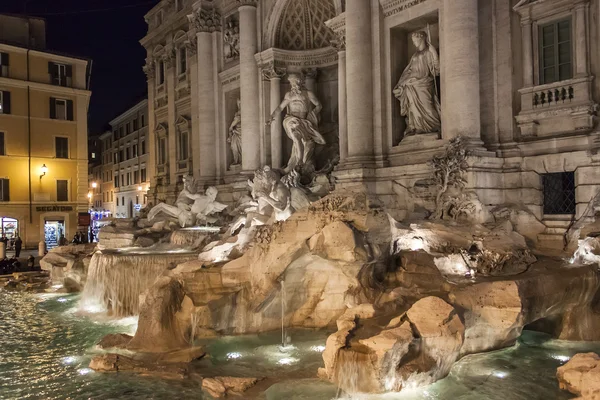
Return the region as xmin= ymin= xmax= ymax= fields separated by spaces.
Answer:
xmin=87 ymin=192 xmax=92 ymax=199
xmin=40 ymin=164 xmax=48 ymax=180
xmin=91 ymin=182 xmax=97 ymax=188
xmin=137 ymin=186 xmax=143 ymax=191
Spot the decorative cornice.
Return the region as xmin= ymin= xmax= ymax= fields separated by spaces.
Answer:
xmin=143 ymin=63 xmax=155 ymax=80
xmin=255 ymin=47 xmax=338 ymax=71
xmin=188 ymin=6 xmax=222 ymax=33
xmin=329 ymin=31 xmax=345 ymax=52
xmin=237 ymin=0 xmax=258 ymax=8
xmin=261 ymin=62 xmax=286 ymax=80
xmin=378 ymin=0 xmax=428 ymax=18
xmin=185 ymin=34 xmax=198 ymax=56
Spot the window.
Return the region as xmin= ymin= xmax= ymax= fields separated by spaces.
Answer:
xmin=133 ymin=144 xmax=138 ymax=158
xmin=141 ymin=140 xmax=146 ymax=155
xmin=55 ymin=137 xmax=69 ymax=159
xmin=121 ymin=174 xmax=124 ymax=187
xmin=178 ymin=47 xmax=187 ymax=75
xmin=57 ymin=180 xmax=68 ymax=202
xmin=0 ymin=132 xmax=4 ymax=155
xmin=542 ymin=172 xmax=576 ymax=215
xmin=50 ymin=98 xmax=74 ymax=121
xmin=136 ymin=195 xmax=139 ymax=205
xmin=157 ymin=61 xmax=165 ymax=85
xmin=122 ymin=196 xmax=125 ymax=206
xmin=0 ymin=52 xmax=8 ymax=77
xmin=113 ymin=130 xmax=118 ymax=141
xmin=114 ymin=153 xmax=118 ymax=164
xmin=0 ymin=91 xmax=11 ymax=114
xmin=116 ymin=197 xmax=119 ymax=206
xmin=178 ymin=130 xmax=189 ymax=160
xmin=141 ymin=115 xmax=145 ymax=127
xmin=119 ymin=150 xmax=124 ymax=162
xmin=158 ymin=138 xmax=167 ymax=164
xmin=114 ymin=176 xmax=119 ymax=188
xmin=0 ymin=178 xmax=9 ymax=201
xmin=119 ymin=127 xmax=124 ymax=138
xmin=126 ymin=123 xmax=131 ymax=135
xmin=127 ymin=173 xmax=131 ymax=186
xmin=141 ymin=168 xmax=147 ymax=182
xmin=133 ymin=118 xmax=138 ymax=131
xmin=48 ymin=62 xmax=72 ymax=87
xmin=126 ymin=148 xmax=131 ymax=160
xmin=110 ymin=191 xmax=113 ymax=202
xmin=91 ymin=152 xmax=96 ymax=159
xmin=539 ymin=18 xmax=572 ymax=85
xmin=134 ymin=170 xmax=139 ymax=184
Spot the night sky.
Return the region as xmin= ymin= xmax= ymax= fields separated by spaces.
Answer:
xmin=0 ymin=0 xmax=159 ymax=133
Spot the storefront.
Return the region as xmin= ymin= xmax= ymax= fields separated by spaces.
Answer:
xmin=0 ymin=217 xmax=19 ymax=239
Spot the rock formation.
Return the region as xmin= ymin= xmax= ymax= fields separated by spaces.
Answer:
xmin=557 ymin=353 xmax=600 ymax=399
xmin=40 ymin=243 xmax=96 ymax=291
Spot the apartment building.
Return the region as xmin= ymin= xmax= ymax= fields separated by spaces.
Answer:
xmin=0 ymin=14 xmax=91 ymax=248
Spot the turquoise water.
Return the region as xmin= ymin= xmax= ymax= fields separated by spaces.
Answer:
xmin=1 ymin=289 xmax=599 ymax=400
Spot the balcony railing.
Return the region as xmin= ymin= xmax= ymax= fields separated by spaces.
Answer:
xmin=532 ymin=85 xmax=574 ymax=108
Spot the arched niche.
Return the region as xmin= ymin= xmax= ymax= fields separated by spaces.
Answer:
xmin=263 ymin=0 xmax=341 ymax=50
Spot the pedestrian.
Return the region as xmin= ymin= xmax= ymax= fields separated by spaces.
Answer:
xmin=14 ymin=235 xmax=22 ymax=258
xmin=27 ymin=255 xmax=36 ymax=271
xmin=72 ymin=234 xmax=79 ymax=244
xmin=89 ymin=230 xmax=95 ymax=243
xmin=0 ymin=235 xmax=7 ymax=247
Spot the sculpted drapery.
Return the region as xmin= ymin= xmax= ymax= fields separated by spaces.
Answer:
xmin=393 ymin=30 xmax=441 ymax=137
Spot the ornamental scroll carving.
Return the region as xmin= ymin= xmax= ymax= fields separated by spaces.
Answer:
xmin=143 ymin=62 xmax=155 ymax=80
xmin=261 ymin=62 xmax=286 ymax=80
xmin=187 ymin=7 xmax=222 ymax=33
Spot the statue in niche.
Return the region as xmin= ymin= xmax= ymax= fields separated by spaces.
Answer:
xmin=223 ymin=19 xmax=240 ymax=61
xmin=227 ymin=98 xmax=242 ymax=166
xmin=267 ymin=73 xmax=325 ymax=175
xmin=393 ymin=29 xmax=441 ymax=138
xmin=148 ymin=175 xmax=227 ymax=227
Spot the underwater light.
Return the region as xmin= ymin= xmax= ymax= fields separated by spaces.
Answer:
xmin=62 ymin=356 xmax=77 ymax=365
xmin=310 ymin=345 xmax=325 ymax=352
xmin=78 ymin=368 xmax=93 ymax=375
xmin=52 ymin=284 xmax=64 ymax=289
xmin=57 ymin=298 xmax=68 ymax=303
xmin=227 ymin=352 xmax=242 ymax=360
xmin=493 ymin=371 xmax=508 ymax=379
xmin=552 ymin=355 xmax=570 ymax=362
xmin=278 ymin=357 xmax=298 ymax=365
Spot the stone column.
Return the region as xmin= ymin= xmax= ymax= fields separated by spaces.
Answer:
xmin=521 ymin=18 xmax=534 ymax=87
xmin=263 ymin=65 xmax=286 ymax=169
xmin=188 ymin=6 xmax=221 ymax=181
xmin=332 ymin=34 xmax=348 ymax=163
xmin=441 ymin=0 xmax=481 ymax=142
xmin=164 ymin=46 xmax=178 ymax=186
xmin=238 ymin=0 xmax=261 ymax=172
xmin=345 ymin=0 xmax=374 ymax=164
xmin=574 ymin=4 xmax=588 ymax=76
xmin=186 ymin=34 xmax=200 ymax=180
xmin=143 ymin=58 xmax=158 ymax=204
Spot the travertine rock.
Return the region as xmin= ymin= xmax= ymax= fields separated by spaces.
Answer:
xmin=202 ymin=376 xmax=259 ymax=398
xmin=40 ymin=243 xmax=95 ymax=291
xmin=97 ymin=333 xmax=133 ymax=349
xmin=557 ymin=353 xmax=600 ymax=399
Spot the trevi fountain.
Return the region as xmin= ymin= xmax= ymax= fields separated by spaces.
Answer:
xmin=4 ymin=0 xmax=600 ymax=398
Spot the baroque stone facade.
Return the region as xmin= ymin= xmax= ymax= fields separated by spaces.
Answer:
xmin=141 ymin=0 xmax=600 ymax=248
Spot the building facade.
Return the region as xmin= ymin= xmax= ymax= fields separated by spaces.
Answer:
xmin=140 ymin=0 xmax=600 ymax=248
xmin=108 ymin=99 xmax=150 ymax=219
xmin=0 ymin=14 xmax=91 ymax=248
xmin=98 ymin=131 xmax=115 ymax=217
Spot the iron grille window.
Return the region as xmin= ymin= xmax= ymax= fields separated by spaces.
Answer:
xmin=542 ymin=172 xmax=576 ymax=215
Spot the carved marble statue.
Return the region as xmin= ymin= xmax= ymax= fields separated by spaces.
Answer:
xmin=229 ymin=166 xmax=316 ymax=234
xmin=393 ymin=29 xmax=441 ymax=137
xmin=223 ymin=20 xmax=240 ymax=61
xmin=148 ymin=175 xmax=227 ymax=227
xmin=268 ymin=73 xmax=325 ymax=173
xmin=227 ymin=98 xmax=242 ymax=166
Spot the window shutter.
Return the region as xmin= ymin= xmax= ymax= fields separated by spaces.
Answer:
xmin=49 ymin=97 xmax=56 ymax=119
xmin=3 ymin=91 xmax=10 ymax=114
xmin=66 ymin=100 xmax=74 ymax=121
xmin=2 ymin=179 xmax=9 ymax=201
xmin=66 ymin=64 xmax=73 ymax=77
xmin=1 ymin=53 xmax=8 ymax=66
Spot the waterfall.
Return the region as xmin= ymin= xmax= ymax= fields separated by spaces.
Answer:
xmin=189 ymin=310 xmax=199 ymax=347
xmin=79 ymin=250 xmax=197 ymax=317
